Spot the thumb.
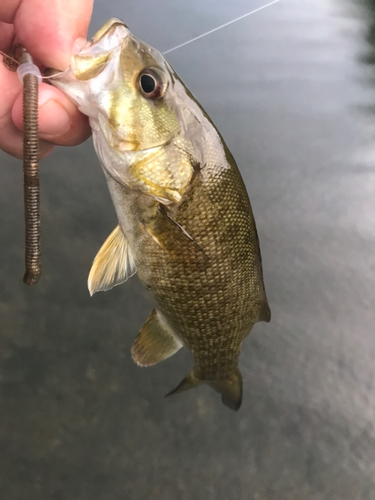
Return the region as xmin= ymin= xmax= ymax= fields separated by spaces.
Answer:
xmin=13 ymin=0 xmax=93 ymax=69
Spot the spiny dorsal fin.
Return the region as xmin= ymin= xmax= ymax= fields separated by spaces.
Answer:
xmin=131 ymin=309 xmax=183 ymax=366
xmin=88 ymin=225 xmax=136 ymax=296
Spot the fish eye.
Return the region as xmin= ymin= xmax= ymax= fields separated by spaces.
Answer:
xmin=138 ymin=69 xmax=166 ymax=100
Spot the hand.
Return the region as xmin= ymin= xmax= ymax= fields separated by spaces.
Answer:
xmin=0 ymin=0 xmax=93 ymax=159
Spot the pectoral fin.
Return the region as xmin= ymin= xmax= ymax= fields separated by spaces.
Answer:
xmin=131 ymin=309 xmax=183 ymax=366
xmin=88 ymin=225 xmax=136 ymax=296
xmin=146 ymin=205 xmax=207 ymax=266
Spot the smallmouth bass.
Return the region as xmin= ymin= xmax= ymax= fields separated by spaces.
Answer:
xmin=50 ymin=18 xmax=270 ymax=410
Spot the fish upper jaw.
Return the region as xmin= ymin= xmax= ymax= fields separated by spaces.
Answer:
xmin=49 ymin=19 xmax=130 ymax=119
xmin=78 ymin=19 xmax=130 ymax=56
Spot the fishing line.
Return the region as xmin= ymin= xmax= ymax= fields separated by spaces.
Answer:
xmin=162 ymin=0 xmax=280 ymax=55
xmin=0 ymin=51 xmax=66 ymax=79
xmin=1 ymin=0 xmax=279 ymax=75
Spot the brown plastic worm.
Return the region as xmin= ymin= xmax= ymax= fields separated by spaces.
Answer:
xmin=3 ymin=45 xmax=41 ymax=285
xmin=20 ymin=49 xmax=41 ymax=285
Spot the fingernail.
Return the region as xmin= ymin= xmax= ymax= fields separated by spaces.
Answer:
xmin=39 ymin=100 xmax=71 ymax=136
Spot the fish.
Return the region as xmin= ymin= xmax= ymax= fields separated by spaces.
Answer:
xmin=50 ymin=18 xmax=271 ymax=410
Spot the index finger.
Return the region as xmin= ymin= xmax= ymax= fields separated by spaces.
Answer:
xmin=0 ymin=0 xmax=93 ymax=69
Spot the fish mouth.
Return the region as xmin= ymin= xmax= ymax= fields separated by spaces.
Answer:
xmin=45 ymin=19 xmax=130 ymax=80
xmin=70 ymin=19 xmax=130 ymax=81
xmin=78 ymin=18 xmax=129 ymax=55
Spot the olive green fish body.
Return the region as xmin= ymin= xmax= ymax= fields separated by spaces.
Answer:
xmin=51 ymin=19 xmax=270 ymax=410
xmin=106 ymin=138 xmax=269 ymax=408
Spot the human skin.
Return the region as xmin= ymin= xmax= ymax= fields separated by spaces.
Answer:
xmin=0 ymin=0 xmax=93 ymax=159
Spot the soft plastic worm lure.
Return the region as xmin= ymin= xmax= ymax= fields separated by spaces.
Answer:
xmin=3 ymin=44 xmax=42 ymax=285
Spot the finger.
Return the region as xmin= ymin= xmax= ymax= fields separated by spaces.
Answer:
xmin=0 ymin=56 xmax=23 ymax=158
xmin=0 ymin=21 xmax=15 ymax=53
xmin=0 ymin=0 xmax=93 ymax=69
xmin=0 ymin=61 xmax=87 ymax=158
xmin=0 ymin=114 xmax=55 ymax=160
xmin=12 ymin=83 xmax=91 ymax=147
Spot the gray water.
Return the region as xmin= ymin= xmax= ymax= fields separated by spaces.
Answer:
xmin=1 ymin=1 xmax=375 ymax=498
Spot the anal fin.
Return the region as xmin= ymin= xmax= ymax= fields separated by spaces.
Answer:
xmin=88 ymin=225 xmax=136 ymax=296
xmin=131 ymin=309 xmax=183 ymax=366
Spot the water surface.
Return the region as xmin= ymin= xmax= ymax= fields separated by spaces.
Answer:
xmin=1 ymin=1 xmax=375 ymax=498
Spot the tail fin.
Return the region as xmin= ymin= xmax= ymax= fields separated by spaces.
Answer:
xmin=258 ymin=300 xmax=271 ymax=323
xmin=208 ymin=369 xmax=243 ymax=411
xmin=166 ymin=368 xmax=243 ymax=411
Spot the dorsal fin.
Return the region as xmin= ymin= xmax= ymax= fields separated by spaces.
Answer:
xmin=131 ymin=309 xmax=183 ymax=366
xmin=88 ymin=225 xmax=136 ymax=296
